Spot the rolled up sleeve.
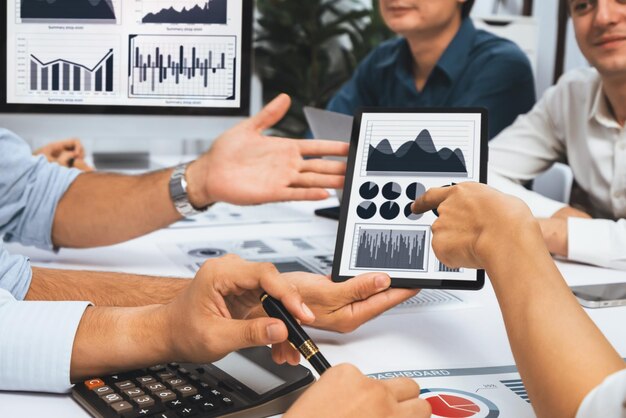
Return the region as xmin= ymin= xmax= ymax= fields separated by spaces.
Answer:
xmin=0 ymin=288 xmax=90 ymax=393
xmin=568 ymin=218 xmax=626 ymax=270
xmin=0 ymin=128 xmax=80 ymax=249
xmin=576 ymin=368 xmax=626 ymax=418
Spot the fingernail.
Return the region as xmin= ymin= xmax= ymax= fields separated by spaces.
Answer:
xmin=375 ymin=275 xmax=390 ymax=290
xmin=266 ymin=323 xmax=283 ymax=343
xmin=301 ymin=303 xmax=315 ymax=320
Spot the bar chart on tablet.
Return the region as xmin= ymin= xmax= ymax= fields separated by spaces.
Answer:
xmin=351 ymin=226 xmax=429 ymax=271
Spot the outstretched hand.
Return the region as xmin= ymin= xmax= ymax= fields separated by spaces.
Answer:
xmin=34 ymin=138 xmax=93 ymax=171
xmin=186 ymin=94 xmax=349 ymax=207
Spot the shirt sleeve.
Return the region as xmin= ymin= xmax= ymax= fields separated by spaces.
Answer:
xmin=0 ymin=288 xmax=91 ymax=393
xmin=568 ymin=218 xmax=626 ymax=270
xmin=576 ymin=368 xmax=626 ymax=418
xmin=326 ymin=50 xmax=376 ymax=116
xmin=488 ymin=80 xmax=570 ymax=218
xmin=0 ymin=128 xmax=81 ymax=249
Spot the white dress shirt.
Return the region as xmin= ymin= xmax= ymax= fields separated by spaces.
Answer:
xmin=489 ymin=68 xmax=626 ymax=270
xmin=0 ymin=128 xmax=91 ymax=393
xmin=577 ymin=368 xmax=626 ymax=418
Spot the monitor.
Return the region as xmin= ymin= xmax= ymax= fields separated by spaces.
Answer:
xmin=1 ymin=0 xmax=252 ymax=116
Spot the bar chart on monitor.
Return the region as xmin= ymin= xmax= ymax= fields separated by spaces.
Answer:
xmin=128 ymin=35 xmax=236 ymax=99
xmin=360 ymin=118 xmax=477 ymax=178
xmin=14 ymin=35 xmax=119 ymax=100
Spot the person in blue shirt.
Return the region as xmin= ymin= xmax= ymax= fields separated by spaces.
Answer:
xmin=327 ymin=0 xmax=536 ymax=139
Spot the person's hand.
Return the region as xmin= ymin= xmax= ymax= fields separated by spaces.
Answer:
xmin=34 ymin=138 xmax=93 ymax=170
xmin=185 ymin=94 xmax=349 ymax=206
xmin=282 ymin=272 xmax=418 ymax=332
xmin=161 ymin=254 xmax=315 ymax=364
xmin=270 ymin=273 xmax=418 ymax=364
xmin=411 ymin=182 xmax=541 ymax=270
xmin=551 ymin=205 xmax=591 ymax=220
xmin=284 ymin=364 xmax=431 ymax=418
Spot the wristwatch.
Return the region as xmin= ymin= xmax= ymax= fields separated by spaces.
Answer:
xmin=169 ymin=163 xmax=208 ymax=217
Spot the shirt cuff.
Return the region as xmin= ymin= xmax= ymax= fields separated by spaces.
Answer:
xmin=0 ymin=294 xmax=91 ymax=393
xmin=568 ymin=218 xmax=626 ymax=270
xmin=576 ymin=368 xmax=626 ymax=418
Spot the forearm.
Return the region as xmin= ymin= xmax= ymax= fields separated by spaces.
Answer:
xmin=486 ymin=231 xmax=625 ymax=418
xmin=71 ymin=305 xmax=171 ymax=381
xmin=27 ymin=267 xmax=189 ymax=306
xmin=52 ymin=170 xmax=181 ymax=248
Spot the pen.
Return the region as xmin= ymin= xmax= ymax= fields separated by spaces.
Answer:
xmin=260 ymin=293 xmax=331 ymax=375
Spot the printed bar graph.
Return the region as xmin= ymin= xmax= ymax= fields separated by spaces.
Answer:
xmin=438 ymin=261 xmax=461 ymax=273
xmin=29 ymin=49 xmax=114 ymax=93
xmin=128 ymin=35 xmax=236 ymax=99
xmin=354 ymin=228 xmax=428 ymax=271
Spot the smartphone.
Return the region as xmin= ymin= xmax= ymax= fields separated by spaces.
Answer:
xmin=571 ymin=283 xmax=626 ymax=308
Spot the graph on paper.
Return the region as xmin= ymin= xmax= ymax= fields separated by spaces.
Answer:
xmin=141 ymin=0 xmax=228 ymax=24
xmin=361 ymin=119 xmax=476 ymax=178
xmin=20 ymin=0 xmax=119 ymax=23
xmin=352 ymin=227 xmax=429 ymax=271
xmin=29 ymin=50 xmax=114 ymax=93
xmin=128 ymin=35 xmax=236 ymax=99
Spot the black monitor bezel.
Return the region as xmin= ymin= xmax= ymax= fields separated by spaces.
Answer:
xmin=0 ymin=0 xmax=252 ymax=116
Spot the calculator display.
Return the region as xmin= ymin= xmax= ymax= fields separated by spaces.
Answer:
xmin=213 ymin=352 xmax=286 ymax=394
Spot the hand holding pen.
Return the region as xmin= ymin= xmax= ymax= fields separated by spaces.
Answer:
xmin=261 ymin=292 xmax=332 ymax=375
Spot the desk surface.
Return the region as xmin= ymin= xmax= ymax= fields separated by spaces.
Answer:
xmin=2 ymin=198 xmax=625 ymax=418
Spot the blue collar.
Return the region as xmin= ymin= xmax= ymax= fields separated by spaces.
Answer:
xmin=387 ymin=18 xmax=478 ymax=87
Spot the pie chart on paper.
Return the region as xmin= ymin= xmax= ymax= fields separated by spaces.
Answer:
xmin=421 ymin=388 xmax=500 ymax=418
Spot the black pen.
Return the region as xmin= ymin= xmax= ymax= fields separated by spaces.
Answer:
xmin=260 ymin=293 xmax=331 ymax=375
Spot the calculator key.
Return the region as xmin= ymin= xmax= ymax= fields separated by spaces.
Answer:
xmin=101 ymin=392 xmax=124 ymax=404
xmin=178 ymin=367 xmax=190 ymax=375
xmin=135 ymin=404 xmax=165 ymax=416
xmin=176 ymin=385 xmax=198 ymax=398
xmin=148 ymin=364 xmax=167 ymax=372
xmin=152 ymin=412 xmax=178 ymax=418
xmin=136 ymin=375 xmax=157 ymax=386
xmin=115 ymin=380 xmax=136 ymax=390
xmin=157 ymin=371 xmax=176 ymax=380
xmin=153 ymin=390 xmax=177 ymax=402
xmin=168 ymin=362 xmax=180 ymax=368
xmin=177 ymin=406 xmax=198 ymax=417
xmin=93 ymin=385 xmax=114 ymax=396
xmin=84 ymin=378 xmax=105 ymax=390
xmin=195 ymin=367 xmax=205 ymax=374
xmin=132 ymin=394 xmax=155 ymax=407
xmin=189 ymin=393 xmax=205 ymax=403
xmin=200 ymin=401 xmax=219 ymax=412
xmin=123 ymin=387 xmax=145 ymax=398
xmin=166 ymin=399 xmax=185 ymax=409
xmin=165 ymin=378 xmax=187 ymax=388
xmin=218 ymin=380 xmax=235 ymax=391
xmin=146 ymin=382 xmax=167 ymax=393
xmin=109 ymin=401 xmax=133 ymax=415
xmin=208 ymin=389 xmax=222 ymax=398
xmin=221 ymin=397 xmax=234 ymax=407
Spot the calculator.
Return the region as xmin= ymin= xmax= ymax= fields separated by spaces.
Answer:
xmin=72 ymin=346 xmax=315 ymax=418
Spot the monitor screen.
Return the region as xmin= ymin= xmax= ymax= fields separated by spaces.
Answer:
xmin=0 ymin=0 xmax=252 ymax=116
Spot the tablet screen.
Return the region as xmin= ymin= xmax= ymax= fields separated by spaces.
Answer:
xmin=332 ymin=109 xmax=487 ymax=290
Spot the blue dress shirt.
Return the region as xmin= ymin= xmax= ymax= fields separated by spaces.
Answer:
xmin=0 ymin=128 xmax=90 ymax=393
xmin=327 ymin=18 xmax=536 ymax=139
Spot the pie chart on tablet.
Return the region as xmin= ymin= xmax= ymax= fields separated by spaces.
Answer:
xmin=421 ymin=388 xmax=499 ymax=418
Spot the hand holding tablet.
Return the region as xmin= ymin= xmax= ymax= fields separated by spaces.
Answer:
xmin=331 ymin=108 xmax=488 ymax=290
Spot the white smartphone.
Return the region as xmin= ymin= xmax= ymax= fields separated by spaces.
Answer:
xmin=571 ymin=283 xmax=626 ymax=308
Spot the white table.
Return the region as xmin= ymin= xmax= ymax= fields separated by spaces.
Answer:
xmin=1 ymin=199 xmax=625 ymax=417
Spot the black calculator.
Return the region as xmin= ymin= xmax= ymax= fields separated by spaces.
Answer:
xmin=72 ymin=346 xmax=315 ymax=418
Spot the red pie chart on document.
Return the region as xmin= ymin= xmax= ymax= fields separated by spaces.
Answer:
xmin=421 ymin=388 xmax=500 ymax=418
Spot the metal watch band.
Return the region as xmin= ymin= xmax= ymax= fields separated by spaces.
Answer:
xmin=169 ymin=163 xmax=207 ymax=218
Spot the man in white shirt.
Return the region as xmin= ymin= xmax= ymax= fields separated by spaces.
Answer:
xmin=489 ymin=0 xmax=626 ymax=270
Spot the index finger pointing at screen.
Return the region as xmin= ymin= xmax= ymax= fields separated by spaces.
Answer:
xmin=411 ymin=187 xmax=454 ymax=214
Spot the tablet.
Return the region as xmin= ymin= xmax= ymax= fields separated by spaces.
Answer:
xmin=332 ymin=108 xmax=488 ymax=290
